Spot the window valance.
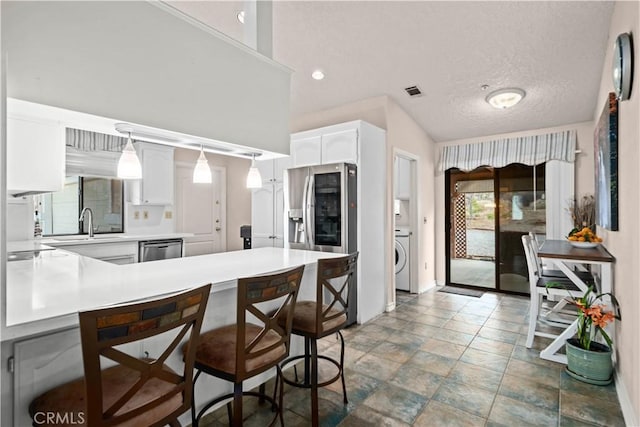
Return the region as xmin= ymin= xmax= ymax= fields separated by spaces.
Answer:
xmin=66 ymin=128 xmax=127 ymax=152
xmin=438 ymin=129 xmax=576 ymax=173
xmin=65 ymin=128 xmax=128 ymax=177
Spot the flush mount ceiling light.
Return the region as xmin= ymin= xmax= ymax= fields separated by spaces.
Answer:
xmin=116 ymin=132 xmax=142 ymax=179
xmin=311 ymin=70 xmax=325 ymax=80
xmin=486 ymin=88 xmax=526 ymax=109
xmin=237 ymin=10 xmax=245 ymax=24
xmin=193 ymin=145 xmax=212 ymax=184
xmin=246 ymin=153 xmax=262 ymax=189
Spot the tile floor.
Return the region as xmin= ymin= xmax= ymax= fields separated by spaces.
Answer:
xmin=197 ymin=289 xmax=625 ymax=426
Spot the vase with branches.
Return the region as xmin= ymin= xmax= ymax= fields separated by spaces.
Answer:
xmin=568 ymin=194 xmax=596 ymax=232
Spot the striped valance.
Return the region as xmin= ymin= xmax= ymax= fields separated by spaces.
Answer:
xmin=66 ymin=128 xmax=127 ymax=152
xmin=438 ymin=130 xmax=576 ymax=173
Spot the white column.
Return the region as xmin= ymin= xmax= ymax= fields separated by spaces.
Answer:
xmin=545 ymin=160 xmax=574 ymax=239
xmin=243 ymin=0 xmax=273 ymax=58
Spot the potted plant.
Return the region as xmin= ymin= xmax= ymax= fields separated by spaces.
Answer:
xmin=564 ymin=286 xmax=621 ymax=385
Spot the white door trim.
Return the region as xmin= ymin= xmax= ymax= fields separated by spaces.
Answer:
xmin=392 ymin=148 xmax=420 ymax=296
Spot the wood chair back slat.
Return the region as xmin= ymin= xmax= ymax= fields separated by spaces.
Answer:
xmin=235 ymin=265 xmax=304 ymax=379
xmin=315 ymin=253 xmax=358 ymax=336
xmin=79 ymin=284 xmax=210 ymax=426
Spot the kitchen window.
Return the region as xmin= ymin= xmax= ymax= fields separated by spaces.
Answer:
xmin=40 ymin=176 xmax=124 ymax=236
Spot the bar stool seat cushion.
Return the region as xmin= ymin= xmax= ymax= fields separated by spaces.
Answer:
xmin=284 ymin=301 xmax=346 ymax=336
xmin=29 ymin=362 xmax=182 ymax=427
xmin=193 ymin=324 xmax=286 ymax=376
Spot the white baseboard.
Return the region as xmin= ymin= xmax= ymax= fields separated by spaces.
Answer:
xmin=418 ymin=280 xmax=437 ymax=294
xmin=385 ymin=301 xmax=396 ymax=312
xmin=615 ymin=370 xmax=639 ymax=427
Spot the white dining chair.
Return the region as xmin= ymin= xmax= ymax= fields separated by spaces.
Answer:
xmin=521 ymin=234 xmax=588 ymax=348
xmin=528 ymin=232 xmax=593 ymax=281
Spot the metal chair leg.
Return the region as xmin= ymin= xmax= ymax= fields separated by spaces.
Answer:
xmin=191 ymin=370 xmax=201 ymax=427
xmin=304 ymin=337 xmax=311 ymax=385
xmin=310 ymin=338 xmax=319 ymax=427
xmin=277 ymin=367 xmax=285 ymax=426
xmin=338 ymin=331 xmax=348 ymax=404
xmin=233 ymin=382 xmax=243 ymax=426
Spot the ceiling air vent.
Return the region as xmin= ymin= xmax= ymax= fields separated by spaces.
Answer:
xmin=404 ymin=85 xmax=422 ymax=97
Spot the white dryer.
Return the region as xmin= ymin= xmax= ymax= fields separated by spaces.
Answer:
xmin=395 ymin=228 xmax=410 ymax=291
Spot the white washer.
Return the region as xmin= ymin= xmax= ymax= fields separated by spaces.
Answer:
xmin=395 ymin=228 xmax=410 ymax=291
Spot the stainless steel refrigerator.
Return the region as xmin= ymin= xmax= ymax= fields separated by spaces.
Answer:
xmin=284 ymin=162 xmax=357 ymax=324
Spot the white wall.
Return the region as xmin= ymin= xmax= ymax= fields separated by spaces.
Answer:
xmin=1 ymin=1 xmax=291 ymax=154
xmin=592 ymin=2 xmax=639 ymax=424
xmin=434 ymin=121 xmax=594 ymax=284
xmin=173 ymin=149 xmax=251 ymax=251
xmin=386 ymin=100 xmax=437 ymax=300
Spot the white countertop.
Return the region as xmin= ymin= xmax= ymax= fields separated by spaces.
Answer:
xmin=7 ymin=241 xmax=56 ymax=253
xmin=38 ymin=232 xmax=193 ymax=247
xmin=3 ymin=247 xmax=342 ymax=341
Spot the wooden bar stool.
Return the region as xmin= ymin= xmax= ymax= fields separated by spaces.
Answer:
xmin=29 ymin=284 xmax=211 ymax=427
xmin=279 ymin=253 xmax=358 ymax=427
xmin=185 ymin=265 xmax=304 ymax=426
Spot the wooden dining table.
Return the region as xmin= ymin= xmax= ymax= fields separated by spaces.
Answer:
xmin=536 ymin=239 xmax=615 ymax=363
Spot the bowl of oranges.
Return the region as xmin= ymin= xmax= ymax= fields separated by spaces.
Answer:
xmin=567 ymin=227 xmax=602 ymax=248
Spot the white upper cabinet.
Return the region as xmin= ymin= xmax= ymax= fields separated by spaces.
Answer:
xmin=256 ymin=158 xmax=275 ymax=183
xmin=251 ymin=184 xmax=275 ymax=248
xmin=290 ymin=136 xmax=322 ymax=167
xmin=290 ymin=126 xmax=358 ymax=167
xmin=251 ymin=157 xmax=291 ymax=248
xmin=128 ymin=143 xmax=174 ymax=205
xmin=7 ymin=115 xmax=65 ymax=195
xmin=321 ymin=129 xmax=358 ymax=164
xmin=273 ymin=157 xmax=292 ymax=183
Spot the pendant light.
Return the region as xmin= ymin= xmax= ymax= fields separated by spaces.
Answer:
xmin=193 ymin=145 xmax=212 ymax=183
xmin=117 ymin=132 xmax=142 ymax=179
xmin=246 ymin=154 xmax=262 ymax=189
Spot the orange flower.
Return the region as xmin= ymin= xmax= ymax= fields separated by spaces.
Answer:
xmin=585 ymin=305 xmax=603 ymax=318
xmin=593 ymin=311 xmax=615 ymax=328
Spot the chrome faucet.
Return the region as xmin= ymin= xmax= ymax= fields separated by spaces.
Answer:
xmin=79 ymin=207 xmax=94 ymax=238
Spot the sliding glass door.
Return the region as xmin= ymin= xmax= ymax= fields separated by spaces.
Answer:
xmin=447 ymin=168 xmax=496 ymax=289
xmin=446 ymin=164 xmax=545 ymax=294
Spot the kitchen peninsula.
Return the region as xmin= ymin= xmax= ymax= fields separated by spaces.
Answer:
xmin=1 ymin=247 xmax=342 ymax=426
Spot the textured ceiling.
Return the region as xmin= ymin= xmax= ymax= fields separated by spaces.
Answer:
xmin=168 ymin=1 xmax=614 ymax=143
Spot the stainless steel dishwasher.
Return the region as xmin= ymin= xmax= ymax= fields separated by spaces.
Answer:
xmin=138 ymin=239 xmax=183 ymax=262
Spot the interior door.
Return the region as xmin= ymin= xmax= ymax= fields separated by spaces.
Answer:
xmin=175 ymin=164 xmax=226 ymax=256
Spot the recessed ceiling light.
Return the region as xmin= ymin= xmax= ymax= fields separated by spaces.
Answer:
xmin=486 ymin=88 xmax=525 ymax=109
xmin=311 ymin=70 xmax=325 ymax=80
xmin=237 ymin=10 xmax=245 ymax=24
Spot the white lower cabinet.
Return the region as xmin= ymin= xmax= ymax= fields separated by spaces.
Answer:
xmin=12 ymin=328 xmax=142 ymax=426
xmin=60 ymin=241 xmax=138 ymax=264
xmin=13 ymin=328 xmax=83 ymax=427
